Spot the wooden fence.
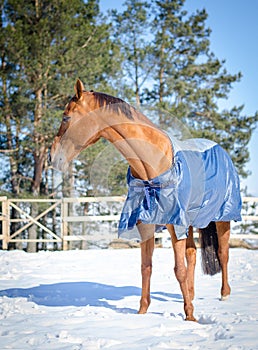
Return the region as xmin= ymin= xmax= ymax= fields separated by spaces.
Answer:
xmin=0 ymin=196 xmax=257 ymax=250
xmin=0 ymin=196 xmax=125 ymax=250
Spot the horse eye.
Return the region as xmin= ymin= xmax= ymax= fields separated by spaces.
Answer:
xmin=62 ymin=116 xmax=71 ymax=123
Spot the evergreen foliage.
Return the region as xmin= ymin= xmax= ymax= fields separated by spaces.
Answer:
xmin=0 ymin=0 xmax=257 ymax=199
xmin=0 ymin=0 xmax=119 ymax=197
xmin=111 ymin=0 xmax=153 ymax=105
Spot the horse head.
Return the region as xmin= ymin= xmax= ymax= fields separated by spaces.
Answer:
xmin=50 ymin=80 xmax=106 ymax=171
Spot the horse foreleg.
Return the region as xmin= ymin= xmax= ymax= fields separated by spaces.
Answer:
xmin=137 ymin=222 xmax=155 ymax=314
xmin=216 ymin=221 xmax=231 ymax=300
xmin=167 ymin=224 xmax=196 ymax=321
xmin=186 ymin=226 xmax=196 ymax=301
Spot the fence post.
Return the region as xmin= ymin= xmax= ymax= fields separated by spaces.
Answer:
xmin=1 ymin=197 xmax=9 ymax=250
xmin=61 ymin=199 xmax=69 ymax=250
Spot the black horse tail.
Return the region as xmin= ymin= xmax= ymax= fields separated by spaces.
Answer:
xmin=199 ymin=221 xmax=221 ymax=276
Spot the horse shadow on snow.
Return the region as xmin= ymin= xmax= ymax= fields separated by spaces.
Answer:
xmin=0 ymin=281 xmax=182 ymax=314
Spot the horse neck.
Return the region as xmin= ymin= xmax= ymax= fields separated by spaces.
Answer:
xmin=100 ymin=109 xmax=173 ymax=180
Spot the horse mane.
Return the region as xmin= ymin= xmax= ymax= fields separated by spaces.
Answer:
xmin=91 ymin=91 xmax=134 ymax=120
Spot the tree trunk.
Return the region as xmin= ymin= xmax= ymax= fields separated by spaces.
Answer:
xmin=28 ymin=87 xmax=46 ymax=252
xmin=133 ymin=35 xmax=141 ymax=106
xmin=27 ymin=203 xmax=38 ymax=253
xmin=2 ymin=60 xmax=23 ymax=249
xmin=2 ymin=64 xmax=20 ymax=195
xmin=63 ymin=162 xmax=75 ymax=249
xmin=158 ymin=38 xmax=165 ymax=104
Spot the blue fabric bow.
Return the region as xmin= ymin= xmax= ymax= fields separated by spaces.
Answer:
xmin=142 ymin=183 xmax=161 ymax=211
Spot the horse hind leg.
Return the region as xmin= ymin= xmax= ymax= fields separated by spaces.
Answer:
xmin=216 ymin=221 xmax=231 ymax=300
xmin=167 ymin=224 xmax=196 ymax=321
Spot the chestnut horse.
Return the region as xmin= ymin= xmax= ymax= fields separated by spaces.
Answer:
xmin=50 ymin=79 xmax=242 ymax=321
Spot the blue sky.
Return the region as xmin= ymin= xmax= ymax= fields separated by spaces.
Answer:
xmin=99 ymin=0 xmax=258 ymax=196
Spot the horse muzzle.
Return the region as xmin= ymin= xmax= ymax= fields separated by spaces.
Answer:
xmin=49 ymin=146 xmax=69 ymax=172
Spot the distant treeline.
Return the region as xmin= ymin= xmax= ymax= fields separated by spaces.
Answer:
xmin=1 ymin=0 xmax=257 ymax=199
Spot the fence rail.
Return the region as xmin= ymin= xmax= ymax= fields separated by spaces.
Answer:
xmin=0 ymin=196 xmax=257 ymax=250
xmin=0 ymin=196 xmax=125 ymax=250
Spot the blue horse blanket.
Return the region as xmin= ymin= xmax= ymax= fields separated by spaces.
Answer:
xmin=118 ymin=137 xmax=242 ymax=240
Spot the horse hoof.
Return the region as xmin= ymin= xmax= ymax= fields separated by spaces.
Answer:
xmin=221 ymin=295 xmax=230 ymax=301
xmin=138 ymin=308 xmax=147 ymax=314
xmin=185 ymin=315 xmax=197 ymax=322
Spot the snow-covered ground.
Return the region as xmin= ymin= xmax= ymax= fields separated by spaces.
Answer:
xmin=0 ymin=248 xmax=257 ymax=350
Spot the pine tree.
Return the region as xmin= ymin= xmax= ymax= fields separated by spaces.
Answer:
xmin=0 ymin=0 xmax=120 ymax=250
xmin=145 ymin=0 xmax=258 ymax=177
xmin=1 ymin=0 xmax=117 ymax=196
xmin=112 ymin=0 xmax=153 ymax=105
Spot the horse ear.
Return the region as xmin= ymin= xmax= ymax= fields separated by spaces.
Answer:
xmin=74 ymin=79 xmax=84 ymax=100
